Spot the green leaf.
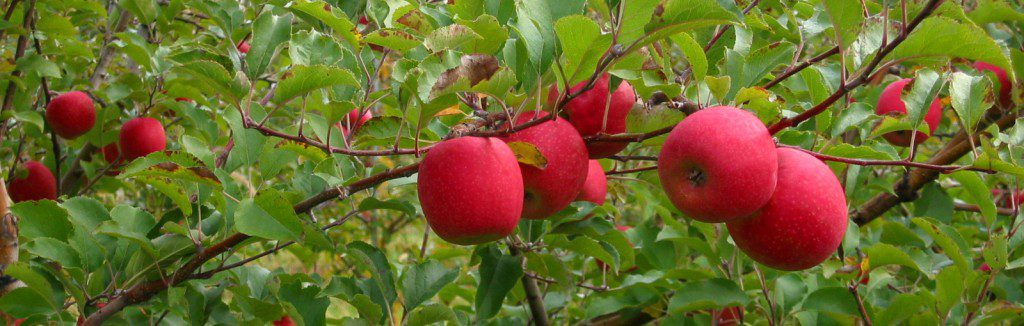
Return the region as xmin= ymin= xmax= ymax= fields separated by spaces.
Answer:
xmin=289 ymin=0 xmax=359 ymax=48
xmin=640 ymin=0 xmax=739 ymax=51
xmin=401 ymin=260 xmax=460 ymax=310
xmin=10 ymin=200 xmax=72 ymax=241
xmin=406 ymin=303 xmax=459 ymax=326
xmin=364 ymin=28 xmax=422 ymax=53
xmin=358 ymin=197 xmax=416 ymax=216
xmin=887 ymin=17 xmax=1011 ymax=72
xmin=135 ymin=176 xmax=193 ymax=216
xmin=350 ymin=294 xmax=383 ymax=324
xmin=803 ymin=287 xmax=860 ymax=317
xmin=23 ymin=237 xmax=82 ymax=268
xmin=967 ymin=0 xmax=1024 ymax=26
xmin=911 ymin=217 xmax=972 ymax=272
xmin=947 ymin=171 xmax=996 ymax=224
xmin=348 ymin=241 xmax=398 ymax=306
xmin=822 ymin=0 xmax=864 ymax=48
xmin=172 ymin=60 xmax=248 ymax=106
xmin=864 ymin=243 xmax=923 ymax=274
xmin=120 ymin=0 xmax=158 ymax=24
xmin=667 ymin=278 xmax=749 ymax=313
xmin=475 ymin=246 xmax=524 ymax=321
xmin=949 ymin=71 xmax=994 ymax=134
xmin=983 ymin=235 xmax=1008 ymax=271
xmin=555 ymin=15 xmax=605 ymax=83
xmin=934 ymin=266 xmax=963 ymax=316
xmin=0 ymin=263 xmax=57 ymax=315
xmin=669 ymin=32 xmax=708 ymax=82
xmin=822 ymin=143 xmax=899 ymax=161
xmin=274 ymin=65 xmax=358 ymax=104
xmin=246 ymin=13 xmax=293 ymax=79
xmin=424 ymin=24 xmax=482 ymax=53
xmin=901 ymin=69 xmax=944 ymax=129
xmin=458 ymin=15 xmax=509 ymax=54
xmin=234 ymin=190 xmax=302 ymax=242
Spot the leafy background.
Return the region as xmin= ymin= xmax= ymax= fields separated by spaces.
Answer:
xmin=0 ymin=0 xmax=1022 ymax=325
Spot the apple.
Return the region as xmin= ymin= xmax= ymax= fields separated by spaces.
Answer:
xmin=119 ymin=117 xmax=167 ymax=160
xmin=973 ymin=61 xmax=1013 ymax=107
xmin=715 ymin=306 xmax=743 ymax=326
xmin=273 ymin=316 xmax=295 ymax=326
xmin=175 ymin=97 xmax=193 ymax=103
xmin=576 ymin=160 xmax=607 ymax=205
xmin=45 ymin=91 xmax=96 ymax=139
xmin=8 ymin=161 xmax=57 ymax=203
xmin=101 ymin=143 xmax=123 ymax=166
xmin=991 ymin=189 xmax=1024 ymax=208
xmin=979 ymin=262 xmax=991 ymax=272
xmin=549 ymin=74 xmax=636 ymax=158
xmin=875 ymin=78 xmax=943 ymax=147
xmin=500 ymin=111 xmax=588 ymax=219
xmin=237 ymin=41 xmax=250 ymax=54
xmin=417 ymin=137 xmax=523 ymax=245
xmin=726 ymin=147 xmax=848 ymax=271
xmin=657 ymin=106 xmax=778 ymax=223
xmin=337 ymin=108 xmax=372 ymax=136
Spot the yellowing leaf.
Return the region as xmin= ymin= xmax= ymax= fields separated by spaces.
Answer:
xmin=506 ymin=141 xmax=548 ymax=169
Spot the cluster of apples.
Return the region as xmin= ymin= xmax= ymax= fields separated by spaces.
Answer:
xmin=7 ymin=91 xmax=167 ymax=203
xmin=417 ymin=75 xmax=628 ymax=245
xmin=875 ymin=61 xmax=1014 ymax=147
xmin=658 ymin=106 xmax=849 ymax=271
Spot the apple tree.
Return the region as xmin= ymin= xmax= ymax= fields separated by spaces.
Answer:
xmin=1 ymin=0 xmax=1023 ymax=325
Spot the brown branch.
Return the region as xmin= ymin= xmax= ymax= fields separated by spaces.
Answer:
xmin=0 ymin=0 xmax=35 ymax=123
xmin=82 ymin=162 xmax=420 ymax=325
xmin=606 ymin=165 xmax=657 ymax=175
xmin=762 ymin=46 xmax=841 ymax=89
xmin=850 ymin=285 xmax=873 ymax=326
xmin=767 ymin=0 xmax=943 ymax=134
xmin=852 ymin=108 xmax=1018 ymax=226
xmin=90 ymin=10 xmax=132 ymax=89
xmin=780 ymin=145 xmax=995 ymax=174
xmin=954 ymin=203 xmax=1017 ymax=216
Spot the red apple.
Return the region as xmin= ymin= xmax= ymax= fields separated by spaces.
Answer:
xmin=973 ymin=61 xmax=1013 ymax=108
xmin=549 ymin=74 xmax=636 ymax=158
xmin=13 ymin=318 xmax=24 ymax=326
xmin=337 ymin=109 xmax=372 ymax=136
xmin=8 ymin=161 xmax=57 ymax=203
xmin=875 ymin=78 xmax=943 ymax=147
xmin=726 ymin=147 xmax=848 ymax=271
xmin=46 ymin=91 xmax=96 ymax=139
xmin=500 ymin=111 xmax=588 ymax=219
xmin=979 ymin=262 xmax=991 ymax=272
xmin=101 ymin=143 xmax=123 ymax=165
xmin=273 ymin=316 xmax=295 ymax=326
xmin=576 ymin=160 xmax=607 ymax=205
xmin=119 ymin=117 xmax=167 ymax=160
xmin=991 ymin=189 xmax=1024 ymax=208
xmin=715 ymin=306 xmax=743 ymax=326
xmin=657 ymin=106 xmax=778 ymax=223
xmin=237 ymin=41 xmax=250 ymax=54
xmin=417 ymin=137 xmax=523 ymax=245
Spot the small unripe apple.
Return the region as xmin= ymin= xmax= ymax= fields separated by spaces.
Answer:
xmin=726 ymin=147 xmax=848 ymax=271
xmin=500 ymin=111 xmax=588 ymax=219
xmin=273 ymin=316 xmax=295 ymax=326
xmin=973 ymin=61 xmax=1013 ymax=107
xmin=337 ymin=109 xmax=372 ymax=136
xmin=576 ymin=160 xmax=607 ymax=205
xmin=237 ymin=41 xmax=250 ymax=54
xmin=549 ymin=74 xmax=636 ymax=158
xmin=46 ymin=91 xmax=96 ymax=139
xmin=8 ymin=161 xmax=57 ymax=203
xmin=875 ymin=78 xmax=943 ymax=147
xmin=417 ymin=137 xmax=523 ymax=245
xmin=657 ymin=106 xmax=778 ymax=223
xmin=119 ymin=117 xmax=167 ymax=160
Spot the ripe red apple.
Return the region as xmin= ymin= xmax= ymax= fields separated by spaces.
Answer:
xmin=576 ymin=160 xmax=607 ymax=205
xmin=337 ymin=109 xmax=372 ymax=136
xmin=417 ymin=137 xmax=523 ymax=245
xmin=119 ymin=117 xmax=167 ymax=160
xmin=875 ymin=78 xmax=943 ymax=147
xmin=973 ymin=61 xmax=1013 ymax=107
xmin=273 ymin=316 xmax=295 ymax=326
xmin=500 ymin=111 xmax=588 ymax=219
xmin=991 ymin=189 xmax=1024 ymax=208
xmin=715 ymin=306 xmax=743 ymax=326
xmin=549 ymin=74 xmax=636 ymax=158
xmin=45 ymin=91 xmax=96 ymax=139
xmin=979 ymin=262 xmax=991 ymax=272
xmin=8 ymin=161 xmax=57 ymax=203
xmin=726 ymin=147 xmax=848 ymax=271
xmin=237 ymin=41 xmax=250 ymax=54
xmin=657 ymin=106 xmax=778 ymax=223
